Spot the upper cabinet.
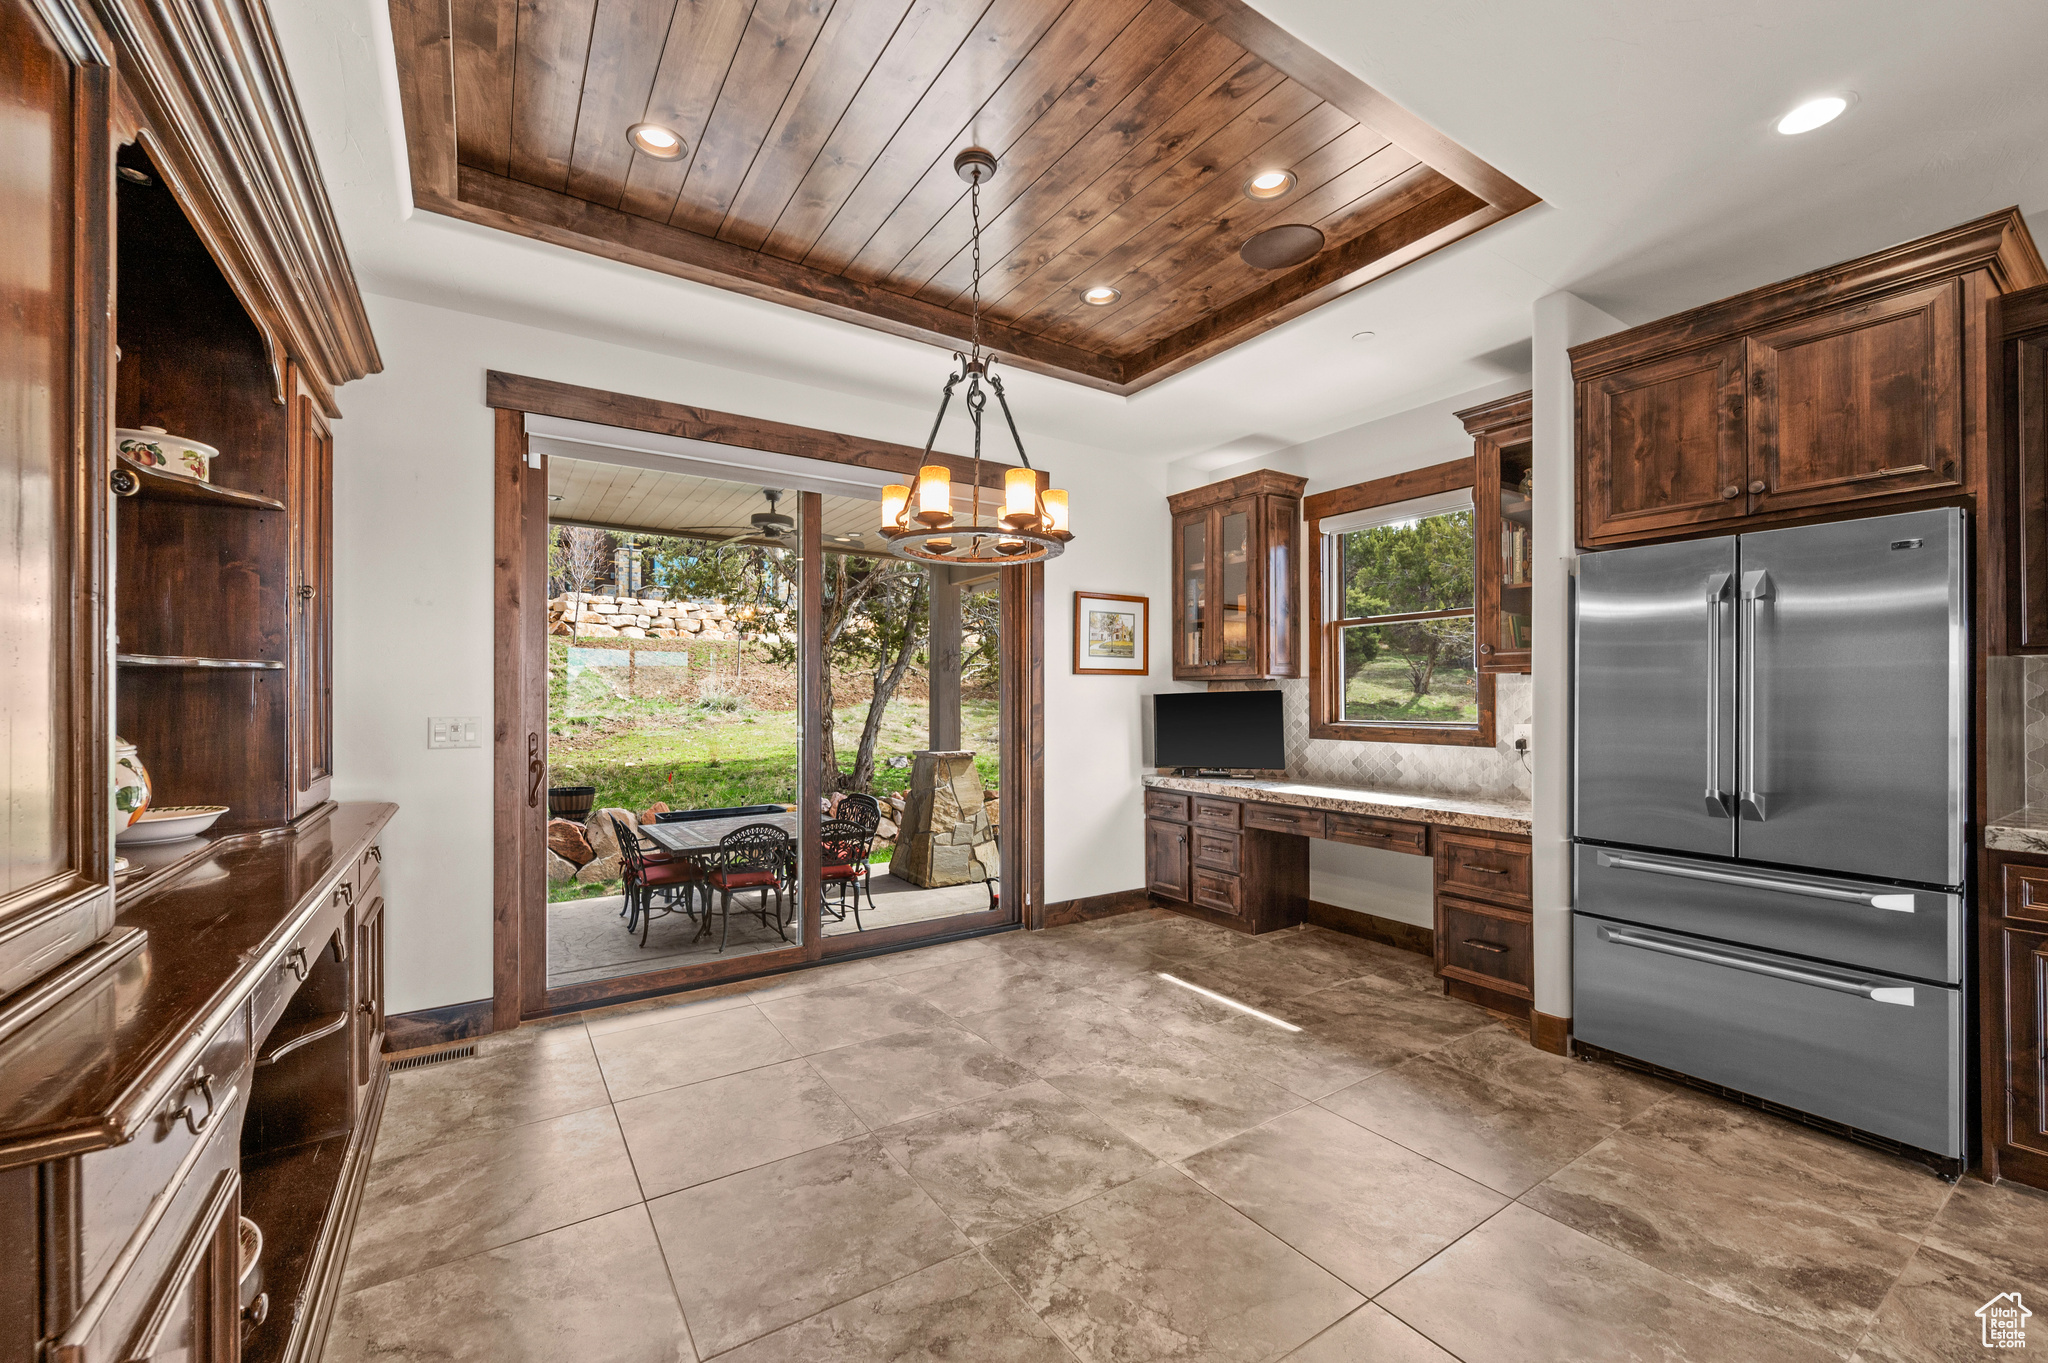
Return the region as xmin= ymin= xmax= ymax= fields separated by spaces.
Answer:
xmin=2001 ymin=283 xmax=2048 ymax=651
xmin=1169 ymin=471 xmax=1307 ymax=681
xmin=1573 ymin=211 xmax=2043 ymax=549
xmin=1459 ymin=392 xmax=1534 ymax=674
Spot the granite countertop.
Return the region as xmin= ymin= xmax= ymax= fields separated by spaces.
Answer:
xmin=1985 ymin=808 xmax=2048 ymax=855
xmin=1143 ymin=774 xmax=1532 ymax=836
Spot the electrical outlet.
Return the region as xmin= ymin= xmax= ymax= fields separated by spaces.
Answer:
xmin=1510 ymin=723 xmax=1532 ymax=753
xmin=429 ymin=717 xmax=481 ymax=749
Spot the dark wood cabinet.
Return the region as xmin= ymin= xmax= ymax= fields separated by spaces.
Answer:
xmin=129 ymin=1171 xmax=243 ymax=1363
xmin=1574 ymin=212 xmax=2043 ymax=549
xmin=1983 ymin=853 xmax=2048 ymax=1188
xmin=1577 ymin=340 xmax=1749 ymax=542
xmin=1746 ymin=280 xmax=1963 ymax=515
xmin=1459 ymin=392 xmax=1535 ymax=673
xmin=1168 ymin=470 xmax=1305 ymax=680
xmin=2003 ymin=282 xmax=2048 ymax=650
xmin=1433 ymin=829 xmax=1532 ymax=1019
xmin=355 ymin=890 xmax=387 ymax=1087
xmin=1144 ymin=819 xmax=1190 ymax=901
xmin=291 ymin=367 xmax=335 ymax=814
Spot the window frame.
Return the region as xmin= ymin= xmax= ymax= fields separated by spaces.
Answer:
xmin=1306 ymin=457 xmax=1496 ymax=746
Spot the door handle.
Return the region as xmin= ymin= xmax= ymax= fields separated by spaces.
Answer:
xmin=1597 ymin=924 xmax=1914 ymax=1005
xmin=527 ymin=732 xmax=544 ymax=809
xmin=1703 ymin=571 xmax=1731 ymax=818
xmin=1738 ymin=569 xmax=1772 ymax=821
xmin=1593 ymin=851 xmax=1916 ymax=911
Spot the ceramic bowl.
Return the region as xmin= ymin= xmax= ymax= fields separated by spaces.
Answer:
xmin=116 ymin=426 xmax=220 ymax=483
xmin=116 ymin=805 xmax=229 ymax=845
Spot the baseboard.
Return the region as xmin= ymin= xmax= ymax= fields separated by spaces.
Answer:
xmin=1443 ymin=973 xmax=1532 ymax=1021
xmin=1531 ymin=1010 xmax=1572 ymax=1056
xmin=1302 ymin=900 xmax=1434 ymax=956
xmin=1043 ymin=886 xmax=1151 ymax=928
xmin=384 ymin=998 xmax=494 ymax=1053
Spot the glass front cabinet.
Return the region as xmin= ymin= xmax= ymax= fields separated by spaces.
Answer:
xmin=1169 ymin=470 xmax=1307 ymax=680
xmin=1458 ymin=391 xmax=1535 ymax=674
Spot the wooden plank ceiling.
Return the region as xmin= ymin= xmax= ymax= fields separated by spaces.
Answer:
xmin=550 ymin=456 xmax=881 ymax=547
xmin=391 ymin=0 xmax=1536 ymax=394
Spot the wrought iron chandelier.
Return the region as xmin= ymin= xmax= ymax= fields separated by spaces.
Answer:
xmin=878 ymin=148 xmax=1072 ymax=565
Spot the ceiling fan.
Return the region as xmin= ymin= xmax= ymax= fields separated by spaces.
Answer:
xmin=680 ymin=488 xmax=795 ymax=549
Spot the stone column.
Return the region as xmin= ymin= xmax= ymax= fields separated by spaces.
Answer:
xmin=928 ymin=567 xmax=963 ymax=752
xmin=888 ymin=750 xmax=997 ymax=887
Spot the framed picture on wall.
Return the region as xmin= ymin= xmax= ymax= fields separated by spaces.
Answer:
xmin=1073 ymin=591 xmax=1149 ymax=675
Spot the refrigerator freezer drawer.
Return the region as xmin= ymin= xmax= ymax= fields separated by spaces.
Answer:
xmin=1573 ymin=915 xmax=1963 ymax=1158
xmin=1573 ymin=843 xmax=1962 ymax=983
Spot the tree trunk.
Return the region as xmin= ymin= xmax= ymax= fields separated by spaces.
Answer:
xmin=851 ymin=621 xmax=924 ymax=791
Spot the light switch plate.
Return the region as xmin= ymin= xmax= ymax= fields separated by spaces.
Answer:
xmin=429 ymin=717 xmax=482 ymax=749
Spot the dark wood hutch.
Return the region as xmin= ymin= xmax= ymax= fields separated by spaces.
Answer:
xmin=1 ymin=0 xmax=385 ymax=1358
xmin=1457 ymin=392 xmax=1535 ymax=675
xmin=1168 ymin=469 xmax=1306 ymax=681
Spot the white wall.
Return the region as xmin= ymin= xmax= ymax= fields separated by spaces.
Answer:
xmin=332 ymin=293 xmax=1171 ymax=1015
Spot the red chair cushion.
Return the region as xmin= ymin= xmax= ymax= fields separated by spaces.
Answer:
xmin=710 ymin=869 xmax=780 ymax=889
xmin=821 ymin=863 xmax=862 ymax=880
xmin=634 ymin=861 xmax=699 ymax=887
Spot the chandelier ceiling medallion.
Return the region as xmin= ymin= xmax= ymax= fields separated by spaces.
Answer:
xmin=879 ymin=148 xmax=1072 ymax=565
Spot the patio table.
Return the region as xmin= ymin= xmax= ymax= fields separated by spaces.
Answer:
xmin=641 ymin=810 xmax=800 ymax=857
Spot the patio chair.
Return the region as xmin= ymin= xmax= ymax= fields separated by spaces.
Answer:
xmin=699 ymin=823 xmax=794 ymax=952
xmin=836 ymin=792 xmax=882 ymax=835
xmin=611 ymin=816 xmax=700 ymax=946
xmin=819 ymin=817 xmax=875 ymax=931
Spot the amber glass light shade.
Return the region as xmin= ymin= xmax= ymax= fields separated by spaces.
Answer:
xmin=916 ymin=464 xmax=953 ymax=524
xmin=880 ymin=484 xmax=909 ymax=529
xmin=1042 ymin=488 xmax=1069 ymax=534
xmin=1003 ymin=467 xmax=1038 ymax=526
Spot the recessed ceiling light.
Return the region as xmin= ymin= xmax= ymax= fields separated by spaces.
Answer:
xmin=1775 ymin=95 xmax=1849 ymax=135
xmin=1350 ymin=330 xmax=1376 ymax=343
xmin=1081 ymin=286 xmax=1121 ymax=306
xmin=627 ymin=122 xmax=688 ymax=159
xmin=1243 ymin=169 xmax=1296 ymax=200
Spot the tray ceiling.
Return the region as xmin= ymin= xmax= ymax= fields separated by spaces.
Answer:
xmin=388 ymin=0 xmax=1535 ymax=393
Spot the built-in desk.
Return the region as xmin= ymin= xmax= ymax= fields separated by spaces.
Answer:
xmin=1140 ymin=776 xmax=1534 ymax=1016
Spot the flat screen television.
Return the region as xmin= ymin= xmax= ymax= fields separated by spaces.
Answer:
xmin=1153 ymin=690 xmax=1285 ymax=772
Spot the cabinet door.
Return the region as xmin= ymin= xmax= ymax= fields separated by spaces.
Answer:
xmin=127 ymin=1170 xmax=241 ymax=1363
xmin=1260 ymin=492 xmax=1300 ymax=678
xmin=0 ymin=0 xmax=116 ymax=1000
xmin=1746 ymin=280 xmax=1963 ymax=515
xmin=1174 ymin=510 xmax=1209 ymax=674
xmin=1578 ymin=340 xmax=1748 ymax=542
xmin=1998 ymin=926 xmax=2048 ymax=1169
xmin=1215 ymin=499 xmax=1256 ymax=668
xmin=2016 ymin=312 xmax=2048 ymax=649
xmin=355 ymin=893 xmax=386 ymax=1085
xmin=1144 ymin=819 xmax=1190 ymax=901
xmin=1476 ymin=437 xmax=1533 ymax=673
xmin=290 ymin=367 xmax=334 ymax=813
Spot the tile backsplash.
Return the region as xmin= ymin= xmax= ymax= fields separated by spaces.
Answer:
xmin=1229 ymin=673 xmax=1534 ymax=803
xmin=2020 ymin=655 xmax=2048 ymax=811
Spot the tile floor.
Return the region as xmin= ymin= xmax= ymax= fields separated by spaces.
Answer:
xmin=330 ymin=909 xmax=2048 ymax=1363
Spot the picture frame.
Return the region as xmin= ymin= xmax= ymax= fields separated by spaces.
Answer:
xmin=1073 ymin=591 xmax=1149 ymax=675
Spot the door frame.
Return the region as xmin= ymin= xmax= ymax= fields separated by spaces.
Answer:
xmin=490 ymin=374 xmax=1045 ymax=1027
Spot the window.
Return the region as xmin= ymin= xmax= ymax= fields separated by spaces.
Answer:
xmin=1307 ymin=460 xmax=1495 ymax=745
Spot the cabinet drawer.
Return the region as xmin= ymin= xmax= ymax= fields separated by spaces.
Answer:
xmin=1326 ymin=811 xmax=1429 ymax=856
xmin=1437 ymin=897 xmax=1532 ymax=997
xmin=1192 ymin=829 xmax=1239 ymax=873
xmin=1435 ymin=831 xmax=1530 ymax=905
xmin=252 ymin=888 xmax=352 ymax=1046
xmin=2001 ymin=860 xmax=2048 ymax=926
xmin=77 ymin=1006 xmax=250 ymax=1305
xmin=1243 ymin=803 xmax=1325 ymax=838
xmin=1191 ymin=869 xmax=1243 ymax=918
xmin=1144 ymin=789 xmax=1192 ymax=823
xmin=1192 ymin=797 xmax=1241 ymax=831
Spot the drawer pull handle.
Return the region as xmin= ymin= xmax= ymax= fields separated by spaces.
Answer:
xmin=169 ymin=1068 xmax=221 ymax=1135
xmin=283 ymin=946 xmax=310 ymax=982
xmin=334 ymin=882 xmax=354 ymax=907
xmin=1597 ymin=924 xmax=1915 ymax=1005
xmin=1458 ymin=862 xmax=1509 ymax=876
xmin=257 ymin=1012 xmax=350 ymax=1067
xmin=1462 ymin=939 xmax=1509 ymax=953
xmin=368 ymin=846 xmax=383 ymax=864
xmin=243 ymin=1292 xmax=269 ymax=1326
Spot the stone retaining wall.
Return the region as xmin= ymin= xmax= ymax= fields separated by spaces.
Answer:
xmin=550 ymin=593 xmax=746 ymax=641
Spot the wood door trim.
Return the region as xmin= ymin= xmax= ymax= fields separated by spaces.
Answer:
xmin=489 ymin=383 xmax=1047 ymax=1024
xmin=1302 ymin=457 xmax=1470 ymax=525
xmin=484 ymin=371 xmax=1022 ymax=492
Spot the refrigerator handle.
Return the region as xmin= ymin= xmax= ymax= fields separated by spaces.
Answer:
xmin=1703 ymin=572 xmax=1732 ymax=818
xmin=1596 ymin=924 xmax=1915 ymax=1005
xmin=1592 ymin=850 xmax=1917 ymax=911
xmin=1738 ymin=569 xmax=1773 ymax=821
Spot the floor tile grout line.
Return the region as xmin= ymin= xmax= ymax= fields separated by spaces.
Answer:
xmin=973 ymin=1242 xmax=1090 ymax=1363
xmin=338 ymin=1193 xmax=657 ymax=1301
xmin=627 ymin=1193 xmax=707 ymax=1362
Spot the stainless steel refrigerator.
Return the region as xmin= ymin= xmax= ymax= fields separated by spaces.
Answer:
xmin=1572 ymin=507 xmax=1968 ymax=1160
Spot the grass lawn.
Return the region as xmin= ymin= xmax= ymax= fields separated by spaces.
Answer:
xmin=546 ymin=642 xmax=998 ymax=902
xmin=1343 ymin=656 xmax=1479 ymax=725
